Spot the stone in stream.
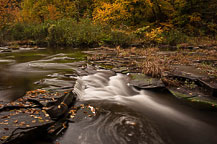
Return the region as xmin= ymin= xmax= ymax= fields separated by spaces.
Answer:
xmin=167 ymin=65 xmax=217 ymax=97
xmin=34 ymin=78 xmax=75 ymax=88
xmin=0 ymin=89 xmax=77 ymax=144
xmin=169 ymin=87 xmax=217 ymax=109
xmin=165 ymin=65 xmax=217 ymax=109
xmin=0 ymin=50 xmax=12 ymax=53
xmin=128 ymin=73 xmax=165 ymax=90
xmin=112 ymin=67 xmax=129 ymax=73
xmin=0 ymin=107 xmax=54 ymax=144
xmin=72 ymin=65 xmax=98 ymax=76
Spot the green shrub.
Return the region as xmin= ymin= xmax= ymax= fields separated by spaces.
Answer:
xmin=162 ymin=29 xmax=188 ymax=45
xmin=102 ymin=30 xmax=134 ymax=47
xmin=0 ymin=18 xmax=134 ymax=47
xmin=45 ymin=18 xmax=109 ymax=47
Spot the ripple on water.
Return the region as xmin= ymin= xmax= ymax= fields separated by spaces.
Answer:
xmin=59 ymin=105 xmax=167 ymax=144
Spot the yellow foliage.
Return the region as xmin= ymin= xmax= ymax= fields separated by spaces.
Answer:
xmin=93 ymin=0 xmax=130 ymax=24
xmin=0 ymin=0 xmax=19 ymax=28
xmin=47 ymin=4 xmax=61 ymax=20
xmin=19 ymin=0 xmax=78 ymax=23
xmin=145 ymin=27 xmax=164 ymax=43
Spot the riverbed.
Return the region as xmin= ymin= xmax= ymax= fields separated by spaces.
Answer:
xmin=0 ymin=47 xmax=217 ymax=144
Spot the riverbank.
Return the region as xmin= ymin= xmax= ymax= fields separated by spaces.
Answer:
xmin=1 ymin=17 xmax=216 ymax=49
xmin=86 ymin=45 xmax=217 ymax=109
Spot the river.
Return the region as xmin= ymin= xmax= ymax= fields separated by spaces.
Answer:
xmin=0 ymin=47 xmax=217 ymax=144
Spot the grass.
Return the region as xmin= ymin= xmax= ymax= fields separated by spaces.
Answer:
xmin=88 ymin=45 xmax=217 ymax=79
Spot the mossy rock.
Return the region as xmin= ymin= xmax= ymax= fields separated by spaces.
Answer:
xmin=128 ymin=73 xmax=165 ymax=89
xmin=187 ymin=96 xmax=217 ymax=110
xmin=168 ymin=88 xmax=217 ymax=110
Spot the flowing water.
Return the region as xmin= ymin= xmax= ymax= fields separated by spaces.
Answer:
xmin=0 ymin=47 xmax=217 ymax=144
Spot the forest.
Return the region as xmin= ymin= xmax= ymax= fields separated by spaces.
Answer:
xmin=0 ymin=0 xmax=217 ymax=47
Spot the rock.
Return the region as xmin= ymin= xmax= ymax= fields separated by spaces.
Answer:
xmin=165 ymin=65 xmax=217 ymax=109
xmin=73 ymin=65 xmax=98 ymax=76
xmin=35 ymin=78 xmax=75 ymax=88
xmin=193 ymin=60 xmax=217 ymax=67
xmin=193 ymin=47 xmax=199 ymax=50
xmin=188 ymin=96 xmax=217 ymax=109
xmin=1 ymin=50 xmax=12 ymax=53
xmin=112 ymin=67 xmax=129 ymax=73
xmin=47 ymin=104 xmax=96 ymax=138
xmin=128 ymin=73 xmax=165 ymax=90
xmin=0 ymin=89 xmax=76 ymax=144
xmin=167 ymin=65 xmax=217 ymax=97
xmin=0 ymin=107 xmax=54 ymax=144
xmin=168 ymin=88 xmax=217 ymax=110
xmin=46 ymin=91 xmax=76 ymax=119
xmin=187 ymin=46 xmax=194 ymax=50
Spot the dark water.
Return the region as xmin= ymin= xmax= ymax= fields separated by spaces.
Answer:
xmin=0 ymin=47 xmax=217 ymax=144
xmin=0 ymin=47 xmax=85 ymax=101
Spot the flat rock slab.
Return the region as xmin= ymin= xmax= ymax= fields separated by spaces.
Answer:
xmin=171 ymin=65 xmax=207 ymax=78
xmin=0 ymin=108 xmax=54 ymax=143
xmin=128 ymin=73 xmax=165 ymax=89
xmin=0 ymin=89 xmax=76 ymax=144
xmin=72 ymin=65 xmax=99 ymax=76
xmin=24 ymin=89 xmax=66 ymax=107
xmin=168 ymin=87 xmax=217 ymax=110
xmin=168 ymin=65 xmax=217 ymax=97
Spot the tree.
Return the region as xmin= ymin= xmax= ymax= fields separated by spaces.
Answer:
xmin=0 ymin=0 xmax=19 ymax=28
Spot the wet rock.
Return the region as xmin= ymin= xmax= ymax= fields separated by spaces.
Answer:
xmin=0 ymin=89 xmax=76 ymax=144
xmin=0 ymin=50 xmax=12 ymax=53
xmin=73 ymin=65 xmax=98 ymax=76
xmin=46 ymin=104 xmax=96 ymax=140
xmin=188 ymin=96 xmax=217 ymax=109
xmin=167 ymin=65 xmax=217 ymax=97
xmin=46 ymin=91 xmax=75 ymax=119
xmin=128 ymin=73 xmax=165 ymax=90
xmin=168 ymin=88 xmax=217 ymax=110
xmin=193 ymin=47 xmax=199 ymax=50
xmin=164 ymin=65 xmax=217 ymax=109
xmin=69 ymin=104 xmax=96 ymax=123
xmin=0 ymin=107 xmax=54 ymax=144
xmin=112 ymin=67 xmax=129 ymax=73
xmin=35 ymin=78 xmax=74 ymax=88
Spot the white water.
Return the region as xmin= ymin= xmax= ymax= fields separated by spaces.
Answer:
xmin=70 ymin=70 xmax=217 ymax=144
xmin=74 ymin=71 xmax=205 ymax=124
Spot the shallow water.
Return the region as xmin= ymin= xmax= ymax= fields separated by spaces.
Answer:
xmin=68 ymin=71 xmax=217 ymax=144
xmin=0 ymin=47 xmax=85 ymax=101
xmin=0 ymin=48 xmax=217 ymax=144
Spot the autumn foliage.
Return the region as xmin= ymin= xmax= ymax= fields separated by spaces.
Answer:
xmin=0 ymin=0 xmax=216 ymax=46
xmin=0 ymin=0 xmax=19 ymax=28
